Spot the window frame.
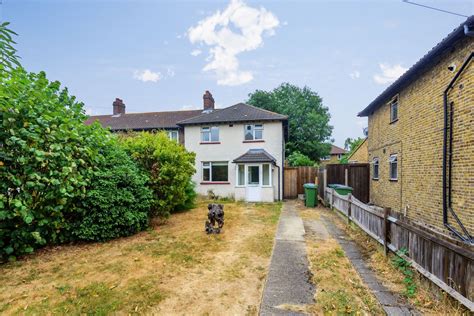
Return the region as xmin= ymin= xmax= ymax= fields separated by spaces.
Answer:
xmin=389 ymin=154 xmax=398 ymax=181
xmin=236 ymin=164 xmax=245 ymax=187
xmin=168 ymin=130 xmax=179 ymax=142
xmin=390 ymin=96 xmax=399 ymax=123
xmin=372 ymin=157 xmax=379 ymax=180
xmin=244 ymin=124 xmax=264 ymax=141
xmin=202 ymin=161 xmax=228 ymax=182
xmin=262 ymin=163 xmax=272 ymax=187
xmin=201 ymin=126 xmax=219 ymax=143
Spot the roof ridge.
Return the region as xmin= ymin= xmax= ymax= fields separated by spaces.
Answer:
xmin=243 ymin=102 xmax=288 ymax=118
xmin=88 ymin=108 xmax=202 ymax=117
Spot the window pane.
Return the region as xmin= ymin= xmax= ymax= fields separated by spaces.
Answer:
xmin=238 ymin=165 xmax=245 ymax=186
xmin=245 ymin=125 xmax=254 ymax=140
xmin=203 ymin=167 xmax=210 ymax=181
xmin=262 ymin=164 xmax=270 ymax=186
xmin=254 ymin=129 xmax=263 ymax=140
xmin=169 ymin=131 xmax=178 ymax=141
xmin=248 ymin=166 xmax=260 ymax=185
xmin=390 ymin=162 xmax=397 ymax=179
xmin=202 ymin=131 xmax=210 ymax=142
xmin=212 ymin=164 xmax=228 ymax=181
xmin=211 ymin=127 xmax=219 ymax=141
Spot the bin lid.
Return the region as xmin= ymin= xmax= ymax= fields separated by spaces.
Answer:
xmin=331 ymin=184 xmax=352 ymax=190
xmin=303 ymin=183 xmax=317 ymax=189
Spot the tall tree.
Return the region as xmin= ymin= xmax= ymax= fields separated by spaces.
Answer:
xmin=247 ymin=83 xmax=333 ymax=161
xmin=0 ymin=22 xmax=21 ymax=72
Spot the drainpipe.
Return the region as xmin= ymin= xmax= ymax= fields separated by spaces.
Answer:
xmin=442 ymin=51 xmax=473 ymax=243
xmin=275 ymin=164 xmax=281 ymax=201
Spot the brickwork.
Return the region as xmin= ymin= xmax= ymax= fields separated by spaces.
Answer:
xmin=367 ymin=37 xmax=474 ymax=236
xmin=348 ymin=139 xmax=368 ymax=163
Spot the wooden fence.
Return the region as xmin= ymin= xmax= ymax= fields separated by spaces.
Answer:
xmin=283 ymin=166 xmax=318 ymax=199
xmin=318 ymin=163 xmax=370 ymax=203
xmin=325 ymin=188 xmax=474 ymax=311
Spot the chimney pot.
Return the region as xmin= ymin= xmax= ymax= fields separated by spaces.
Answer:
xmin=113 ymin=98 xmax=126 ymax=115
xmin=203 ymin=91 xmax=215 ymax=111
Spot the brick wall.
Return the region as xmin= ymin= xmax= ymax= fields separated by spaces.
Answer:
xmin=367 ymin=37 xmax=474 ymax=236
xmin=348 ymin=139 xmax=368 ymax=163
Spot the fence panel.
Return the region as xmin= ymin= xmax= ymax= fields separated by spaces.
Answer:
xmin=326 ymin=188 xmax=474 ymax=310
xmin=322 ymin=163 xmax=370 ymax=203
xmin=284 ymin=166 xmax=318 ymax=199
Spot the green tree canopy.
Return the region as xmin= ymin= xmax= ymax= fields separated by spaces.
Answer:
xmin=247 ymin=83 xmax=333 ymax=161
xmin=0 ymin=22 xmax=21 ymax=72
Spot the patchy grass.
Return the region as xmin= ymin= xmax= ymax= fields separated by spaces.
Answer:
xmin=331 ymin=209 xmax=469 ymax=315
xmin=306 ymin=238 xmax=384 ymax=315
xmin=0 ymin=200 xmax=281 ymax=315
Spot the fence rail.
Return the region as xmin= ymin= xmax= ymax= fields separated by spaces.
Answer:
xmin=325 ymin=188 xmax=474 ymax=311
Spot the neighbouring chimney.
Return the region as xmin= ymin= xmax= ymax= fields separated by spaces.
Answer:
xmin=203 ymin=90 xmax=215 ymax=111
xmin=113 ymin=98 xmax=126 ymax=115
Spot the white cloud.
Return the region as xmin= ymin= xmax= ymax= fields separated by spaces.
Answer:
xmin=133 ymin=69 xmax=162 ymax=83
xmin=187 ymin=0 xmax=279 ymax=86
xmin=349 ymin=70 xmax=360 ymax=79
xmin=373 ymin=63 xmax=408 ymax=85
xmin=191 ymin=49 xmax=202 ymax=56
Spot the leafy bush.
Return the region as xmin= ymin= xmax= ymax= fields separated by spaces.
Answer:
xmin=287 ymin=151 xmax=316 ymax=167
xmin=175 ymin=181 xmax=197 ymax=212
xmin=0 ymin=68 xmax=110 ymax=260
xmin=120 ymin=132 xmax=196 ymax=217
xmin=66 ymin=140 xmax=153 ymax=241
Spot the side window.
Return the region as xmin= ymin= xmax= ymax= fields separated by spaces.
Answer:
xmin=201 ymin=126 xmax=219 ymax=142
xmin=237 ymin=165 xmax=245 ymax=186
xmin=390 ymin=96 xmax=398 ymax=122
xmin=262 ymin=164 xmax=271 ymax=186
xmin=244 ymin=124 xmax=263 ymax=141
xmin=389 ymin=154 xmax=398 ymax=180
xmin=168 ymin=130 xmax=178 ymax=142
xmin=372 ymin=158 xmax=379 ymax=180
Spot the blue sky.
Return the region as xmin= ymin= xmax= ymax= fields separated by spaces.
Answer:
xmin=3 ymin=0 xmax=473 ymax=147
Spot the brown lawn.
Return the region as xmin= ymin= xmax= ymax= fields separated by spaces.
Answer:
xmin=0 ymin=200 xmax=282 ymax=315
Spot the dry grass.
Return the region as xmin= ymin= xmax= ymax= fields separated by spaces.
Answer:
xmin=332 ymin=211 xmax=469 ymax=315
xmin=0 ymin=200 xmax=282 ymax=315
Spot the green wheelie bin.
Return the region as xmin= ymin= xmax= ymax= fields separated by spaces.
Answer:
xmin=303 ymin=183 xmax=318 ymax=207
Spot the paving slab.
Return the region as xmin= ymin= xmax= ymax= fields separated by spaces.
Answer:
xmin=260 ymin=201 xmax=315 ymax=315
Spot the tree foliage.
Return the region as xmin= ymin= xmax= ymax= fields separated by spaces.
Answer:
xmin=340 ymin=137 xmax=365 ymax=164
xmin=247 ymin=83 xmax=333 ymax=161
xmin=120 ymin=132 xmax=196 ymax=218
xmin=287 ymin=151 xmax=316 ymax=167
xmin=67 ymin=140 xmax=153 ymax=242
xmin=0 ymin=68 xmax=111 ymax=260
xmin=0 ymin=22 xmax=21 ymax=72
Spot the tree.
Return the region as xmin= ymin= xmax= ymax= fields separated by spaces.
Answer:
xmin=247 ymin=83 xmax=333 ymax=161
xmin=0 ymin=22 xmax=21 ymax=72
xmin=287 ymin=151 xmax=316 ymax=167
xmin=340 ymin=137 xmax=365 ymax=164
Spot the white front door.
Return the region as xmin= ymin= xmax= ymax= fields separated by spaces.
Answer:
xmin=245 ymin=165 xmax=262 ymax=202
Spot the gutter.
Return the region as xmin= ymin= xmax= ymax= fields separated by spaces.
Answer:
xmin=442 ymin=51 xmax=473 ymax=244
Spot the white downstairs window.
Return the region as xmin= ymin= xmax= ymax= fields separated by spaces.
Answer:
xmin=202 ymin=162 xmax=228 ymax=182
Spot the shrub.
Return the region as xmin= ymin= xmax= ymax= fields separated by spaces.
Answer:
xmin=175 ymin=181 xmax=197 ymax=212
xmin=120 ymin=132 xmax=196 ymax=217
xmin=287 ymin=151 xmax=316 ymax=167
xmin=66 ymin=140 xmax=153 ymax=241
xmin=0 ymin=68 xmax=110 ymax=260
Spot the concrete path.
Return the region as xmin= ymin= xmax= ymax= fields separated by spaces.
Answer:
xmin=260 ymin=201 xmax=315 ymax=315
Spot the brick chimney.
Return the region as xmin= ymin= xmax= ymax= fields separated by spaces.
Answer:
xmin=113 ymin=98 xmax=125 ymax=115
xmin=203 ymin=91 xmax=215 ymax=111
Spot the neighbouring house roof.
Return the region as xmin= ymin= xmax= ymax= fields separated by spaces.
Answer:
xmin=177 ymin=103 xmax=287 ymax=126
xmin=233 ymin=149 xmax=277 ymax=164
xmin=346 ymin=138 xmax=367 ymax=160
xmin=330 ymin=145 xmax=347 ymax=155
xmin=358 ymin=15 xmax=474 ymax=117
xmin=84 ymin=109 xmax=203 ymax=131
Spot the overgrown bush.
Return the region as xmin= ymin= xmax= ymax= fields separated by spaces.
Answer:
xmin=120 ymin=132 xmax=196 ymax=217
xmin=0 ymin=68 xmax=110 ymax=260
xmin=66 ymin=140 xmax=153 ymax=241
xmin=287 ymin=151 xmax=316 ymax=167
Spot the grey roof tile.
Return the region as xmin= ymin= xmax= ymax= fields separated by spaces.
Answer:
xmin=233 ymin=149 xmax=277 ymax=164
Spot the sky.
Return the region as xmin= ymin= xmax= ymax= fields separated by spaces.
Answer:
xmin=2 ymin=0 xmax=473 ymax=147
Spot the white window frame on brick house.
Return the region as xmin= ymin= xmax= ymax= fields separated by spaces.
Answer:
xmin=244 ymin=124 xmax=264 ymax=141
xmin=201 ymin=126 xmax=219 ymax=142
xmin=168 ymin=130 xmax=179 ymax=142
xmin=372 ymin=157 xmax=379 ymax=180
xmin=389 ymin=154 xmax=398 ymax=181
xmin=390 ymin=96 xmax=399 ymax=123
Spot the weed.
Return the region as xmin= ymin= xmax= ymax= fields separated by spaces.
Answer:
xmin=392 ymin=248 xmax=417 ymax=298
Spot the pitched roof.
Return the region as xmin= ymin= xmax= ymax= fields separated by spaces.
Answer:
xmin=359 ymin=15 xmax=474 ymax=117
xmin=346 ymin=138 xmax=367 ymax=160
xmin=84 ymin=109 xmax=203 ymax=131
xmin=330 ymin=145 xmax=347 ymax=155
xmin=233 ymin=149 xmax=277 ymax=164
xmin=177 ymin=103 xmax=287 ymax=125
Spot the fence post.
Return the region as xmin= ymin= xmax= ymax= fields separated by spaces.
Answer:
xmin=383 ymin=207 xmax=391 ymax=256
xmin=323 ymin=169 xmax=327 ymax=202
xmin=344 ymin=168 xmax=349 ymax=186
xmin=331 ymin=189 xmax=335 ymax=209
xmin=347 ymin=193 xmax=352 ymax=224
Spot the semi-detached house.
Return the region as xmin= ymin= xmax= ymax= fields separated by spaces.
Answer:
xmin=85 ymin=91 xmax=288 ymax=203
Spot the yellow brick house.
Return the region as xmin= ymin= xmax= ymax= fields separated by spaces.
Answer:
xmin=358 ymin=16 xmax=474 ymax=243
